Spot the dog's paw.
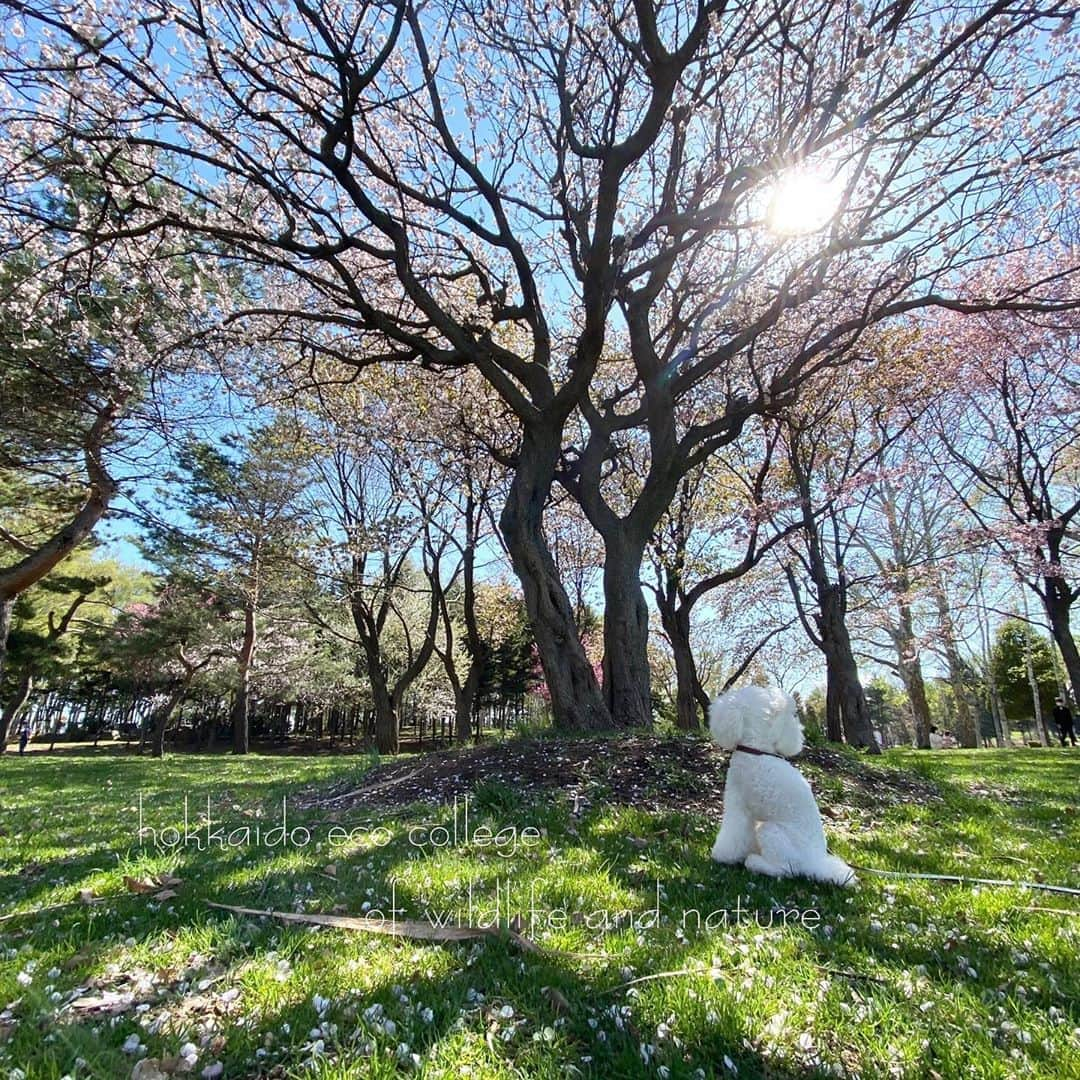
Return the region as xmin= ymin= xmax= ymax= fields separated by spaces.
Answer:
xmin=710 ymin=837 xmax=752 ymax=864
xmin=744 ymin=854 xmax=785 ymax=878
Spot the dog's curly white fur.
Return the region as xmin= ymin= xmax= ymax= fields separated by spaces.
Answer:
xmin=709 ymin=685 xmax=855 ymax=886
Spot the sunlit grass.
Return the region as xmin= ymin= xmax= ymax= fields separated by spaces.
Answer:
xmin=0 ymin=745 xmax=1076 ymax=1078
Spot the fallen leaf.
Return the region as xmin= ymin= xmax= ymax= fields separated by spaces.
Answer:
xmin=124 ymin=876 xmax=156 ymax=895
xmin=67 ymin=989 xmax=136 ymax=1015
xmin=153 ymin=889 xmax=179 ymax=902
xmin=131 ymin=1060 xmax=169 ymax=1080
xmin=155 ymin=873 xmax=183 ymax=887
xmin=63 ymin=949 xmax=91 ymax=971
xmin=542 ymin=985 xmax=571 ymax=1013
xmin=323 ymin=863 xmax=338 ymax=878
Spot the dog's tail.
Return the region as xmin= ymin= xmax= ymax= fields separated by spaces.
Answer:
xmin=817 ymin=854 xmax=857 ymax=887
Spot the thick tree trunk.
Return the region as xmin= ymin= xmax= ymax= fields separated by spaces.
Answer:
xmin=500 ymin=434 xmax=609 ymax=730
xmin=819 ymin=589 xmax=880 ymax=753
xmin=1045 ymin=584 xmax=1080 ymax=711
xmin=369 ymin=656 xmax=399 ymax=755
xmin=0 ymin=402 xmax=121 ymax=681
xmin=0 ymin=670 xmax=32 ymax=753
xmin=601 ymin=537 xmax=652 ymax=728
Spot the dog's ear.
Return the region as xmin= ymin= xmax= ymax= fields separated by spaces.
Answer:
xmin=708 ymin=689 xmax=746 ymax=749
xmin=769 ymin=690 xmax=805 ymax=757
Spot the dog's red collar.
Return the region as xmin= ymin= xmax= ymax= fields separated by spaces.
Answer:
xmin=733 ymin=744 xmax=785 ymax=759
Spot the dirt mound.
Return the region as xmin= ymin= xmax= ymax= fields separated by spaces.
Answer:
xmin=298 ymin=735 xmax=940 ymax=816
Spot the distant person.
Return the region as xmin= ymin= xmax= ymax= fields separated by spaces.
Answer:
xmin=18 ymin=724 xmax=29 ymax=755
xmin=928 ymin=725 xmax=945 ymax=750
xmin=1052 ymin=699 xmax=1077 ymax=747
xmin=941 ymin=730 xmax=957 ymax=749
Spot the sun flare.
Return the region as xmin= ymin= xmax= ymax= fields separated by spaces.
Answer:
xmin=766 ymin=167 xmax=845 ymax=236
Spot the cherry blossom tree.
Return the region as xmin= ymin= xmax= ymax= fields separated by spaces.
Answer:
xmin=3 ymin=0 xmax=1077 ymax=729
xmin=927 ymin=277 xmax=1080 ymax=710
xmin=301 ymin=388 xmax=450 ymax=754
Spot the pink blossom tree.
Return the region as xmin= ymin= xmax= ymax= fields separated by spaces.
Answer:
xmin=927 ymin=273 xmax=1080 ymax=709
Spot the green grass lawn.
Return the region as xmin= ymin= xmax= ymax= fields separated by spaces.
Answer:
xmin=0 ymin=742 xmax=1077 ymax=1079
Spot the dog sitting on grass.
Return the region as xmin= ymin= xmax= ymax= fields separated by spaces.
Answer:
xmin=709 ymin=685 xmax=855 ymax=886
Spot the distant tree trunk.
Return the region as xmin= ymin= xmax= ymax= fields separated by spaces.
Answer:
xmin=150 ymin=687 xmax=189 ymax=757
xmin=900 ymin=652 xmax=933 ymax=749
xmin=892 ymin=600 xmax=932 ymax=749
xmin=918 ymin=491 xmax=979 ymax=747
xmin=938 ymin=605 xmax=979 ymax=748
xmin=0 ymin=670 xmax=32 ymax=753
xmin=657 ymin=599 xmax=702 ymax=730
xmin=601 ymin=535 xmax=652 ymax=728
xmin=785 ymin=436 xmax=879 ymax=754
xmin=232 ymin=604 xmax=256 ymax=755
xmin=501 ymin=431 xmax=609 ymax=730
xmin=989 ymin=680 xmax=1010 ymax=746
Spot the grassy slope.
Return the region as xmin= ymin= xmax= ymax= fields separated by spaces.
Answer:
xmin=0 ymin=743 xmax=1076 ymax=1079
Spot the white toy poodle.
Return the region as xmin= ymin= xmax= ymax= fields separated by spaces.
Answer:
xmin=708 ymin=685 xmax=855 ymax=886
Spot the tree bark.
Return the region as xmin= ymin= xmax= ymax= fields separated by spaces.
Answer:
xmin=601 ymin=536 xmax=652 ymax=728
xmin=824 ymin=663 xmax=844 ymax=743
xmin=500 ymin=432 xmax=610 ymax=730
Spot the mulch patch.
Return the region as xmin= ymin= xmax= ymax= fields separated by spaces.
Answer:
xmin=297 ymin=735 xmax=940 ymax=817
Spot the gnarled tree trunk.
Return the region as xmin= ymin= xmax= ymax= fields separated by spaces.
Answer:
xmin=501 ymin=432 xmax=609 ymax=730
